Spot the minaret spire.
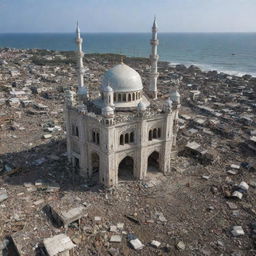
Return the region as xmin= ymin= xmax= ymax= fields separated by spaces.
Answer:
xmin=149 ymin=16 xmax=159 ymax=99
xmin=75 ymin=22 xmax=88 ymax=100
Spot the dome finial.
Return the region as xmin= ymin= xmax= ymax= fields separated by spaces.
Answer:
xmin=76 ymin=21 xmax=80 ymax=35
xmin=153 ymin=15 xmax=157 ymax=29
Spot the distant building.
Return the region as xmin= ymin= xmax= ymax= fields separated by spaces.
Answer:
xmin=64 ymin=19 xmax=181 ymax=187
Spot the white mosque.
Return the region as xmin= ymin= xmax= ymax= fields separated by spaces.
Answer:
xmin=64 ymin=18 xmax=181 ymax=187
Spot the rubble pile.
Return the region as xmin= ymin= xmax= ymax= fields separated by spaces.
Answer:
xmin=0 ymin=48 xmax=256 ymax=255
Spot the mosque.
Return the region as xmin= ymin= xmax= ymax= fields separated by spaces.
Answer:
xmin=64 ymin=18 xmax=181 ymax=187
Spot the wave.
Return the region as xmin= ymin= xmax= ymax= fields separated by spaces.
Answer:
xmin=168 ymin=61 xmax=256 ymax=78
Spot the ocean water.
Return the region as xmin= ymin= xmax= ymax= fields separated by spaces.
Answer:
xmin=0 ymin=33 xmax=256 ymax=77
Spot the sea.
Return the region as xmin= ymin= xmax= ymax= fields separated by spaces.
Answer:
xmin=0 ymin=33 xmax=256 ymax=77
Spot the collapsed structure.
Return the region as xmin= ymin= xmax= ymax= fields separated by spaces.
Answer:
xmin=64 ymin=19 xmax=181 ymax=186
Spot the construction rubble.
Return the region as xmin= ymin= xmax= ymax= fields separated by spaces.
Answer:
xmin=0 ymin=48 xmax=256 ymax=255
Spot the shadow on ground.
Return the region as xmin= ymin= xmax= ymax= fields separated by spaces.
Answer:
xmin=0 ymin=138 xmax=102 ymax=193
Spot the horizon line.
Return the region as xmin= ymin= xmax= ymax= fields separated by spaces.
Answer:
xmin=0 ymin=31 xmax=256 ymax=34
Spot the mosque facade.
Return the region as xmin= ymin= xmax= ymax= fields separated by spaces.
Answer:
xmin=64 ymin=19 xmax=181 ymax=187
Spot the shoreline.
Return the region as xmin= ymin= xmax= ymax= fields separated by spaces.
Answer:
xmin=168 ymin=61 xmax=256 ymax=78
xmin=1 ymin=47 xmax=255 ymax=78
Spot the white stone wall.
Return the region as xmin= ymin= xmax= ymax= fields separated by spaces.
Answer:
xmin=65 ymin=106 xmax=179 ymax=187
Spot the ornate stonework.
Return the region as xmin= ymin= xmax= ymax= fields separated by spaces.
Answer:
xmin=64 ymin=19 xmax=181 ymax=187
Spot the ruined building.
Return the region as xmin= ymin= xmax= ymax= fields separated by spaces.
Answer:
xmin=64 ymin=19 xmax=181 ymax=186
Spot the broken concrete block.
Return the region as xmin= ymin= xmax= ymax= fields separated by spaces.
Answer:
xmin=34 ymin=199 xmax=45 ymax=206
xmin=45 ymin=204 xmax=86 ymax=228
xmin=239 ymin=181 xmax=249 ymax=191
xmin=8 ymin=98 xmax=20 ymax=107
xmin=129 ymin=238 xmax=144 ymax=250
xmin=34 ymin=103 xmax=48 ymax=110
xmin=109 ymin=226 xmax=118 ymax=232
xmin=42 ymin=134 xmax=52 ymax=139
xmin=232 ymin=210 xmax=240 ymax=217
xmin=60 ymin=206 xmax=86 ymax=228
xmin=117 ymin=223 xmax=124 ymax=230
xmin=110 ymin=235 xmax=122 ymax=243
xmin=227 ymin=170 xmax=238 ymax=175
xmin=156 ymin=212 xmax=167 ymax=222
xmin=43 ymin=233 xmax=76 ymax=256
xmin=232 ymin=191 xmax=243 ymax=200
xmin=230 ymin=164 xmax=240 ymax=169
xmin=151 ymin=240 xmax=161 ymax=248
xmin=0 ymin=189 xmax=8 ymax=203
xmin=231 ymin=226 xmax=245 ymax=237
xmin=176 ymin=241 xmax=186 ymax=250
xmin=226 ymin=202 xmax=238 ymax=210
xmin=94 ymin=216 xmax=101 ymax=222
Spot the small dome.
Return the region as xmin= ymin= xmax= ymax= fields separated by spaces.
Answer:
xmin=102 ymin=84 xmax=113 ymax=92
xmin=102 ymin=63 xmax=143 ymax=92
xmin=170 ymin=90 xmax=180 ymax=103
xmin=102 ymin=105 xmax=114 ymax=117
xmin=137 ymin=101 xmax=147 ymax=112
xmin=165 ymin=97 xmax=173 ymax=107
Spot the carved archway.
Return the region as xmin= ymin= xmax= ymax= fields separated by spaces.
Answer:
xmin=147 ymin=151 xmax=160 ymax=172
xmin=118 ymin=156 xmax=134 ymax=180
xmin=91 ymin=152 xmax=100 ymax=174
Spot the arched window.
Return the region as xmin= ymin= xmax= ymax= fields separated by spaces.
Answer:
xmin=122 ymin=94 xmax=126 ymax=102
xmin=92 ymin=131 xmax=96 ymax=143
xmin=120 ymin=134 xmax=124 ymax=145
xmin=149 ymin=130 xmax=152 ymax=141
xmin=75 ymin=127 xmax=79 ymax=137
xmin=133 ymin=93 xmax=135 ymax=101
xmin=153 ymin=128 xmax=157 ymax=139
xmin=128 ymin=94 xmax=131 ymax=101
xmin=118 ymin=94 xmax=121 ymax=102
xmin=130 ymin=132 xmax=134 ymax=143
xmin=125 ymin=133 xmax=129 ymax=143
xmin=158 ymin=128 xmax=161 ymax=138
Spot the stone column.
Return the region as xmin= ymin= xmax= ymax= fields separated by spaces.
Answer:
xmin=78 ymin=115 xmax=88 ymax=177
xmin=136 ymin=116 xmax=148 ymax=179
xmin=161 ymin=113 xmax=174 ymax=174
xmin=100 ymin=122 xmax=116 ymax=186
xmin=64 ymin=106 xmax=72 ymax=162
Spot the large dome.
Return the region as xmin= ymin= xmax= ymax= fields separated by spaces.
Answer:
xmin=102 ymin=63 xmax=143 ymax=92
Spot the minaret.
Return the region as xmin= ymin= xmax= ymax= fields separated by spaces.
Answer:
xmin=75 ymin=22 xmax=88 ymax=100
xmin=149 ymin=17 xmax=159 ymax=99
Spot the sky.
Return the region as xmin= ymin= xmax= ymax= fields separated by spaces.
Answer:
xmin=0 ymin=0 xmax=255 ymax=33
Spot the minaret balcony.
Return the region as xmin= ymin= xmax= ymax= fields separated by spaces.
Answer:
xmin=150 ymin=54 xmax=159 ymax=61
xmin=76 ymin=38 xmax=83 ymax=44
xmin=150 ymin=39 xmax=159 ymax=45
xmin=150 ymin=72 xmax=159 ymax=78
xmin=78 ymin=69 xmax=85 ymax=75
xmin=77 ymin=52 xmax=84 ymax=58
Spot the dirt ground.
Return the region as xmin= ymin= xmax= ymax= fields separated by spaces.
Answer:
xmin=0 ymin=49 xmax=256 ymax=255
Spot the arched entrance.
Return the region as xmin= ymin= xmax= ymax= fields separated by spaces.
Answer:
xmin=147 ymin=151 xmax=160 ymax=172
xmin=118 ymin=156 xmax=134 ymax=180
xmin=91 ymin=152 xmax=100 ymax=174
